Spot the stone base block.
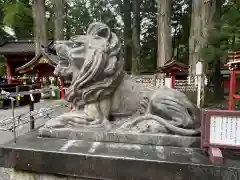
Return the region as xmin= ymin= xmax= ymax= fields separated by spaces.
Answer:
xmin=0 ymin=131 xmax=240 ymax=180
xmin=39 ymin=127 xmax=200 ymax=147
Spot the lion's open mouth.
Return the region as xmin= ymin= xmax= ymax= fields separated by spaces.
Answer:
xmin=58 ymin=57 xmax=70 ymax=68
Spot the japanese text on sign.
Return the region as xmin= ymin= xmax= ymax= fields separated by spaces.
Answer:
xmin=210 ymin=116 xmax=240 ymax=146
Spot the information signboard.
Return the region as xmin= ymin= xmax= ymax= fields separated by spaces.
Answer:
xmin=201 ymin=109 xmax=240 ymax=164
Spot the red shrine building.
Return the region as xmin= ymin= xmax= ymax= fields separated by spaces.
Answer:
xmin=157 ymin=59 xmax=189 ymax=88
xmin=0 ymin=40 xmax=35 ymax=84
xmin=0 ymin=40 xmax=58 ymax=85
xmin=16 ymin=46 xmax=57 ymax=81
xmin=226 ymin=51 xmax=240 ymax=110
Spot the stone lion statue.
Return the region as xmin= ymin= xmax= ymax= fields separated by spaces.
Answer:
xmin=43 ymin=22 xmax=201 ymax=136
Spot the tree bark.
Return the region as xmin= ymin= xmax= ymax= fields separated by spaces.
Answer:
xmin=189 ymin=0 xmax=216 ymax=74
xmin=132 ymin=0 xmax=141 ymax=75
xmin=32 ymin=0 xmax=47 ymax=55
xmin=156 ymin=0 xmax=172 ymax=68
xmin=54 ymin=0 xmax=65 ymax=40
xmin=123 ymin=0 xmax=132 ymax=72
xmin=212 ymin=0 xmax=224 ymax=100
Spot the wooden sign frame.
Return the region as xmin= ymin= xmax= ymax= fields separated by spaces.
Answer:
xmin=201 ymin=109 xmax=240 ymax=164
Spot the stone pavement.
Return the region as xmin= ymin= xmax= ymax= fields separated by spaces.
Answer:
xmin=0 ymin=99 xmax=93 ymax=180
xmin=0 ymin=99 xmax=68 ymax=179
xmin=0 ymin=99 xmax=68 ymax=144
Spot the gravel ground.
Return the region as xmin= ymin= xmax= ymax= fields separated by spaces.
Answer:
xmin=0 ymin=99 xmax=68 ymax=144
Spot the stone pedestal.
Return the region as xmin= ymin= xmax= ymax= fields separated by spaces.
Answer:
xmin=0 ymin=130 xmax=240 ymax=180
xmin=39 ymin=127 xmax=200 ymax=147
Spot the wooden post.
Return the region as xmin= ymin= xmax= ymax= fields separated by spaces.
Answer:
xmin=229 ymin=68 xmax=236 ymax=110
xmin=196 ymin=61 xmax=203 ymax=108
xmin=16 ymin=86 xmax=20 ymax=107
xmin=60 ymin=77 xmax=65 ymax=99
xmin=170 ymin=71 xmax=175 ymax=88
xmin=201 ymin=74 xmax=206 ymax=107
xmin=5 ymin=59 xmax=12 ymax=84
xmin=197 ymin=75 xmax=202 ymax=108
xmin=36 ymin=70 xmax=40 ymax=87
xmin=153 ymin=74 xmax=157 ymax=87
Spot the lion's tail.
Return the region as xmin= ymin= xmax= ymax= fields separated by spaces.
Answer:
xmin=118 ymin=114 xmax=201 ymax=136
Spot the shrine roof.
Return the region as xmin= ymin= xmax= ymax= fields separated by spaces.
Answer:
xmin=157 ymin=59 xmax=189 ymax=73
xmin=16 ymin=54 xmax=58 ymax=73
xmin=0 ymin=40 xmax=35 ymax=55
xmin=16 ymin=42 xmax=58 ymax=73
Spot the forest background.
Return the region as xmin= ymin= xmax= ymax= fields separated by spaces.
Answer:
xmin=0 ymin=0 xmax=240 ymax=100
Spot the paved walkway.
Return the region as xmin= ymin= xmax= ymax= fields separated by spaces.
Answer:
xmin=0 ymin=99 xmax=68 ymax=144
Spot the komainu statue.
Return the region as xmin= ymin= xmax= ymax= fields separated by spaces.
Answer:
xmin=43 ymin=22 xmax=200 ymax=136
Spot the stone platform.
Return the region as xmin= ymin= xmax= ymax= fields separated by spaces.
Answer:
xmin=39 ymin=127 xmax=200 ymax=147
xmin=0 ymin=130 xmax=240 ymax=179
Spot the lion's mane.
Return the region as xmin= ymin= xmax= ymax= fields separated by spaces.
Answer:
xmin=64 ymin=22 xmax=125 ymax=108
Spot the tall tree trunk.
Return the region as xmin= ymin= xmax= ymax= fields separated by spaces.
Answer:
xmin=32 ymin=0 xmax=47 ymax=55
xmin=65 ymin=3 xmax=71 ymax=39
xmin=172 ymin=28 xmax=177 ymax=57
xmin=123 ymin=0 xmax=132 ymax=72
xmin=189 ymin=0 xmax=216 ymax=74
xmin=132 ymin=0 xmax=140 ymax=75
xmin=54 ymin=0 xmax=65 ymax=40
xmin=156 ymin=0 xmax=172 ymax=68
xmin=212 ymin=0 xmax=224 ymax=100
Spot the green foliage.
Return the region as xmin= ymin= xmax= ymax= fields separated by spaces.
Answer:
xmin=139 ymin=0 xmax=157 ymax=72
xmin=3 ymin=0 xmax=33 ymax=38
xmin=139 ymin=0 xmax=192 ymax=72
xmin=0 ymin=56 xmax=5 ymax=76
xmin=45 ymin=0 xmax=55 ymax=39
xmin=201 ymin=0 xmax=240 ymax=68
xmin=0 ymin=0 xmax=13 ymax=44
xmin=65 ymin=0 xmax=91 ymax=36
xmin=171 ymin=0 xmax=191 ymax=64
xmin=65 ymin=0 xmax=121 ymax=38
xmin=0 ymin=0 xmax=209 ymax=74
xmin=0 ymin=28 xmax=9 ymax=44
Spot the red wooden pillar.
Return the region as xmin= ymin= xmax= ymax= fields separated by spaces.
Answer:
xmin=60 ymin=77 xmax=65 ymax=99
xmin=5 ymin=59 xmax=12 ymax=84
xmin=36 ymin=70 xmax=40 ymax=88
xmin=170 ymin=71 xmax=175 ymax=89
xmin=229 ymin=68 xmax=236 ymax=110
